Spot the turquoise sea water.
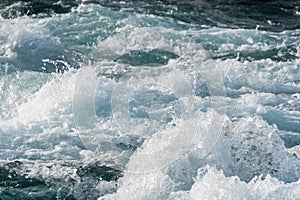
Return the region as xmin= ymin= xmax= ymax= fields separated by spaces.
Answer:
xmin=0 ymin=1 xmax=300 ymax=199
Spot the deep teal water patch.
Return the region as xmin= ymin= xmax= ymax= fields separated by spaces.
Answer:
xmin=0 ymin=161 xmax=74 ymax=200
xmin=0 ymin=0 xmax=78 ymax=18
xmin=0 ymin=161 xmax=122 ymax=200
xmin=115 ymin=49 xmax=179 ymax=66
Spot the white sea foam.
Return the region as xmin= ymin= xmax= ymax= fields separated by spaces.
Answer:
xmin=0 ymin=3 xmax=299 ymax=199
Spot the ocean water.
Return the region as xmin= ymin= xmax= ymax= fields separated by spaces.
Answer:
xmin=0 ymin=0 xmax=300 ymax=199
